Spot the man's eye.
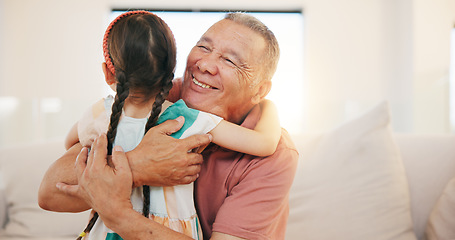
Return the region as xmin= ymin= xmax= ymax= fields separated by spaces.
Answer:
xmin=224 ymin=58 xmax=235 ymax=66
xmin=198 ymin=45 xmax=209 ymax=51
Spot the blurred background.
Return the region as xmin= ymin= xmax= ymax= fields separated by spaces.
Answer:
xmin=1 ymin=0 xmax=455 ymax=148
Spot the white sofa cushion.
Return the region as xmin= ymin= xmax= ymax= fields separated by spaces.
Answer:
xmin=394 ymin=134 xmax=455 ymax=239
xmin=425 ymin=176 xmax=455 ymax=240
xmin=286 ymin=102 xmax=416 ymax=240
xmin=0 ymin=140 xmax=89 ymax=238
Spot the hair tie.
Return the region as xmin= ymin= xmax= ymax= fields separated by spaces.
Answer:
xmin=78 ymin=231 xmax=86 ymax=238
xmin=102 ymin=10 xmax=154 ymax=76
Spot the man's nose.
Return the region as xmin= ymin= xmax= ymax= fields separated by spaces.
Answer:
xmin=196 ymin=54 xmax=218 ymax=75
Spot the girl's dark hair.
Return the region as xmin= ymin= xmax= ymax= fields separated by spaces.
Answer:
xmin=77 ymin=11 xmax=176 ymax=239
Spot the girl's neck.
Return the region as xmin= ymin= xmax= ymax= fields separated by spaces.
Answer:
xmin=123 ymin=93 xmax=156 ymax=119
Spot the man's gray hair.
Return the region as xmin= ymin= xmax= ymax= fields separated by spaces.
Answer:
xmin=224 ymin=12 xmax=280 ymax=83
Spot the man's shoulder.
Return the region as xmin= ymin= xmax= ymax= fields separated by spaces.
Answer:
xmin=268 ymin=128 xmax=299 ymax=165
xmin=277 ymin=128 xmax=298 ymax=152
xmin=257 ymin=128 xmax=299 ymax=173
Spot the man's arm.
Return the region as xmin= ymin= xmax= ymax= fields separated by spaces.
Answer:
xmin=39 ymin=117 xmax=211 ymax=212
xmin=38 ymin=142 xmax=90 ymax=212
xmin=103 ymin=207 xmax=194 ymax=239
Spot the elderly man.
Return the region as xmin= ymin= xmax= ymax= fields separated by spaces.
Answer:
xmin=39 ymin=13 xmax=298 ymax=240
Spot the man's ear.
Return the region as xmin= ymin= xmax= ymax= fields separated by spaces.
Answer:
xmin=251 ymin=80 xmax=272 ymax=105
xmin=102 ymin=62 xmax=116 ymax=86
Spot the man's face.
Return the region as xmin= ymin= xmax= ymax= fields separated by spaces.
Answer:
xmin=181 ymin=19 xmax=266 ymax=124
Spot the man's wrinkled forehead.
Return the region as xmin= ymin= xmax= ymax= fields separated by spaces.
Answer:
xmin=198 ymin=20 xmax=261 ymax=64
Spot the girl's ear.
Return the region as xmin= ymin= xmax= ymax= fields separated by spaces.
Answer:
xmin=251 ymin=80 xmax=272 ymax=105
xmin=102 ymin=62 xmax=117 ymax=90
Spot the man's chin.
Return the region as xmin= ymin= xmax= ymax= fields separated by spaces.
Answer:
xmin=182 ymin=97 xmax=213 ymax=114
xmin=181 ymin=94 xmax=202 ymax=109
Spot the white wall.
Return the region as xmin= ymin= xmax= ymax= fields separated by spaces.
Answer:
xmin=1 ymin=0 xmax=455 ymax=147
xmin=0 ymin=0 xmax=109 ymax=146
xmin=303 ymin=0 xmax=416 ymax=132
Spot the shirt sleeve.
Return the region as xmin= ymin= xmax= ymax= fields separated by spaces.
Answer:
xmin=157 ymin=99 xmax=222 ymax=139
xmin=212 ymin=137 xmax=299 ymax=239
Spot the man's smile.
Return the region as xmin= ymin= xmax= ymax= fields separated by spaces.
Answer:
xmin=192 ymin=76 xmax=217 ymax=89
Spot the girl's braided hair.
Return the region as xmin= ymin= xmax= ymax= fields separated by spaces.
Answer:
xmin=76 ymin=10 xmax=176 ymax=239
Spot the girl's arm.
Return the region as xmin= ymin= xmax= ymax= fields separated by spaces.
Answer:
xmin=64 ymin=97 xmax=105 ymax=150
xmin=67 ymin=98 xmax=108 ymax=150
xmin=210 ymin=99 xmax=281 ymax=157
xmin=64 ymin=122 xmax=79 ymax=150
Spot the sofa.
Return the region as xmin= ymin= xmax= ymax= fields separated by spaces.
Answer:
xmin=1 ymin=102 xmax=455 ymax=240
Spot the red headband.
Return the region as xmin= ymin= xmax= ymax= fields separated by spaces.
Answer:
xmin=103 ymin=10 xmax=154 ymax=76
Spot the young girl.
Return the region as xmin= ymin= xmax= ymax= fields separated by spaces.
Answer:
xmin=66 ymin=11 xmax=281 ymax=240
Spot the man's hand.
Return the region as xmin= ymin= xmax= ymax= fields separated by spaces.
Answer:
xmin=56 ymin=134 xmax=133 ymax=218
xmin=127 ymin=116 xmax=212 ymax=187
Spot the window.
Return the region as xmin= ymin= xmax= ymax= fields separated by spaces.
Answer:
xmin=110 ymin=10 xmax=305 ymax=134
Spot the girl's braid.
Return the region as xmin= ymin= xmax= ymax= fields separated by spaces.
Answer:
xmin=145 ymin=74 xmax=174 ymax=132
xmin=142 ymin=75 xmax=173 ymax=218
xmin=76 ymin=212 xmax=98 ymax=240
xmin=106 ymin=70 xmax=129 ymax=155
